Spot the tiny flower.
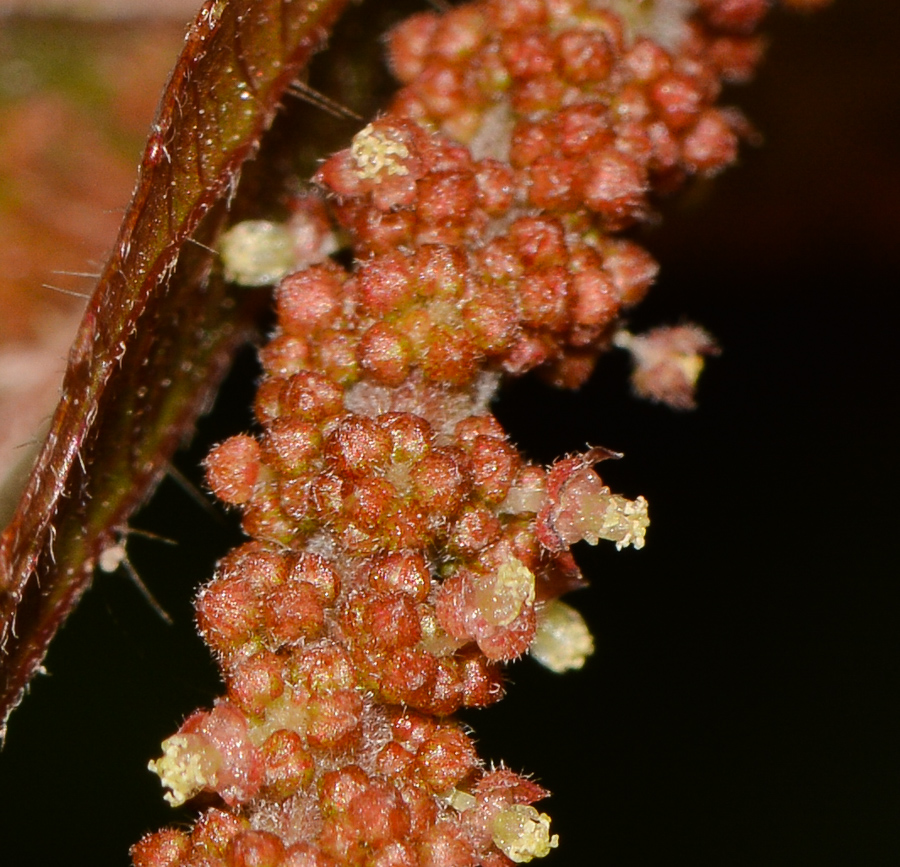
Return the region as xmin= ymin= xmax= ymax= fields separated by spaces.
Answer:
xmin=351 ymin=123 xmax=412 ymax=181
xmin=446 ymin=788 xmax=478 ymax=813
xmin=477 ymin=558 xmax=535 ymax=629
xmin=537 ymin=450 xmax=649 ymax=551
xmin=148 ymin=733 xmax=218 ymax=807
xmin=491 ymin=804 xmax=559 ymax=863
xmin=530 ymin=599 xmax=595 ymax=673
xmin=614 ymin=323 xmax=719 ymax=410
xmin=219 ymin=220 xmax=296 ymax=287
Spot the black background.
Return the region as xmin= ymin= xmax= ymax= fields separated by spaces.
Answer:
xmin=1 ymin=2 xmax=898 ymax=865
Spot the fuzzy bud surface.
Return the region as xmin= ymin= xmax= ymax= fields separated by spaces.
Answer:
xmin=136 ymin=1 xmax=802 ymax=865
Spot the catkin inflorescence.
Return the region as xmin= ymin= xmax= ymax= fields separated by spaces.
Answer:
xmin=135 ymin=2 xmax=807 ymax=865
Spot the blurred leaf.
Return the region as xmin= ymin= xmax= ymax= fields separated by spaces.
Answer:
xmin=0 ymin=17 xmax=188 ymax=521
xmin=0 ymin=0 xmax=349 ymax=738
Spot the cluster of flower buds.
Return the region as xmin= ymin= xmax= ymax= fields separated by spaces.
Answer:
xmin=135 ymin=2 xmax=811 ymax=865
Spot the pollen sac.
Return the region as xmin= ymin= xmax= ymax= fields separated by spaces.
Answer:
xmin=491 ymin=805 xmax=559 ymax=863
xmin=556 ymin=470 xmax=649 ymax=550
xmin=148 ymin=733 xmax=217 ymax=807
xmin=351 ymin=122 xmax=414 ymax=181
xmin=219 ymin=220 xmax=296 ymax=287
xmin=538 ymin=454 xmax=649 ymax=552
xmin=530 ymin=599 xmax=594 ymax=673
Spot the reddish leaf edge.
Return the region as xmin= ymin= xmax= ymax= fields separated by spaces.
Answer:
xmin=0 ymin=0 xmax=350 ymax=741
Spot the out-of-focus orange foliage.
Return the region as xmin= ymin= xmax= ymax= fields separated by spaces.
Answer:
xmin=0 ymin=16 xmax=186 ymax=516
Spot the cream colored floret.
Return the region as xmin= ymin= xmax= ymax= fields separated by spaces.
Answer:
xmin=351 ymin=123 xmax=411 ymax=181
xmin=530 ymin=599 xmax=595 ymax=673
xmin=218 ymin=219 xmax=295 ymax=286
xmin=606 ymin=493 xmax=650 ymax=550
xmin=445 ymin=788 xmax=477 ymax=813
xmin=578 ymin=490 xmax=649 ymax=550
xmin=475 ymin=558 xmax=536 ymax=628
xmin=491 ymin=804 xmax=559 ymax=863
xmin=148 ymin=734 xmax=212 ymax=807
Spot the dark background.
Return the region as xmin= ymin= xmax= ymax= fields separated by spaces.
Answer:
xmin=1 ymin=2 xmax=898 ymax=865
